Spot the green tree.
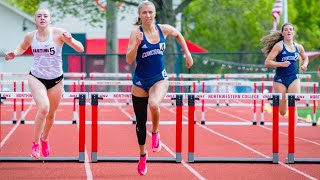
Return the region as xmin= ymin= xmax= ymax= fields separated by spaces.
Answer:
xmin=291 ymin=0 xmax=320 ymax=51
xmin=182 ymin=0 xmax=320 ymax=74
xmin=40 ymin=0 xmax=192 ymax=74
xmin=5 ymin=0 xmax=39 ymax=15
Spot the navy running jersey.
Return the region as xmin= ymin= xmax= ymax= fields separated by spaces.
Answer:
xmin=275 ymin=41 xmax=299 ymax=76
xmin=135 ymin=24 xmax=166 ymax=79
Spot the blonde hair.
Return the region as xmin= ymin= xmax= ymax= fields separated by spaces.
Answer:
xmin=35 ymin=7 xmax=51 ymax=17
xmin=133 ymin=1 xmax=155 ymax=26
xmin=261 ymin=23 xmax=294 ymax=56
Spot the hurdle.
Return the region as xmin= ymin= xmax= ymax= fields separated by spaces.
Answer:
xmin=187 ymin=93 xmax=281 ymax=163
xmin=0 ymin=92 xmax=87 ymax=162
xmin=90 ymin=92 xmax=183 ymax=163
xmin=81 ymin=80 xmax=196 ymax=124
xmin=198 ymin=81 xmax=273 ymax=125
xmin=178 ymin=73 xmax=221 ymax=91
xmin=286 ymin=93 xmax=320 ymax=164
xmin=0 ymin=80 xmax=18 ymax=124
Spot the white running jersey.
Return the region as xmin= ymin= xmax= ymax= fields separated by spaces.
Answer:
xmin=30 ymin=28 xmax=63 ymax=79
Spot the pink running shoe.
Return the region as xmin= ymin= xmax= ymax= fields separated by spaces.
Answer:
xmin=152 ymin=132 xmax=161 ymax=152
xmin=31 ymin=142 xmax=40 ymax=159
xmin=40 ymin=137 xmax=50 ymax=157
xmin=137 ymin=152 xmax=148 ymax=175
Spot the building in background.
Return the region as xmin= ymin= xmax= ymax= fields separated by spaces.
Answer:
xmin=0 ymin=0 xmax=36 ymax=75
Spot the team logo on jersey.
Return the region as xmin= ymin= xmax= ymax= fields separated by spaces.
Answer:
xmin=135 ymin=81 xmax=142 ymax=86
xmin=159 ymin=43 xmax=166 ymax=51
xmin=141 ymin=44 xmax=148 ymax=49
xmin=32 ymin=47 xmax=55 ymax=55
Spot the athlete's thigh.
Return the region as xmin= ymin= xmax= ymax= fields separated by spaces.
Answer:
xmin=28 ymin=75 xmax=49 ymax=106
xmin=148 ymin=80 xmax=169 ymax=103
xmin=132 ymin=84 xmax=149 ymax=97
xmin=273 ymin=82 xmax=287 ymax=107
xmin=47 ymin=80 xmax=64 ymax=113
xmin=287 ymin=78 xmax=300 ymax=94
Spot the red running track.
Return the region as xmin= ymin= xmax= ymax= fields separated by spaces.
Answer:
xmin=0 ymin=100 xmax=319 ymax=179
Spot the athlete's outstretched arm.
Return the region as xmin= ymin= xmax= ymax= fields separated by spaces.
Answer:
xmin=161 ymin=24 xmax=193 ymax=69
xmin=126 ymin=29 xmax=142 ymax=65
xmin=264 ymin=42 xmax=290 ymax=68
xmin=5 ymin=32 xmax=33 ymax=60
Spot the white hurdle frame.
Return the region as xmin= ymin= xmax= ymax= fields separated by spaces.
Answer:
xmin=198 ymin=81 xmax=272 ymax=125
xmin=0 ymin=80 xmax=18 ymax=123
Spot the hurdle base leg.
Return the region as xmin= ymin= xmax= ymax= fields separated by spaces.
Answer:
xmin=12 ymin=112 xmax=17 ymax=124
xmin=188 ymin=152 xmax=194 ymax=163
xmin=79 ymin=152 xmax=85 ymax=162
xmin=252 ymin=113 xmax=257 ymax=125
xmin=272 ymin=153 xmax=279 ymax=164
xmin=201 ymin=112 xmax=205 ymax=124
xmin=176 ymin=152 xmax=182 ymax=163
xmin=91 ymin=152 xmax=97 ymax=163
xmin=260 ymin=113 xmax=264 ymax=125
xmin=20 ymin=111 xmax=25 ymax=124
xmin=72 ymin=111 xmax=77 ymax=124
xmin=286 ymin=153 xmax=295 ymax=164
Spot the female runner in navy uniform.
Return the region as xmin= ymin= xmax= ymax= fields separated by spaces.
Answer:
xmin=262 ymin=23 xmax=309 ymax=127
xmin=126 ymin=1 xmax=193 ymax=176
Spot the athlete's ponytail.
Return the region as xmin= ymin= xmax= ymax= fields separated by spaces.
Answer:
xmin=133 ymin=17 xmax=142 ymax=26
xmin=261 ymin=31 xmax=283 ymax=56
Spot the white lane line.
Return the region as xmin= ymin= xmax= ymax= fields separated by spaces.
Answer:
xmin=0 ymin=101 xmax=33 ymax=147
xmin=76 ymin=113 xmax=93 ymax=180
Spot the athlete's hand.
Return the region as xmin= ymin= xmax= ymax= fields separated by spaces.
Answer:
xmin=62 ymin=32 xmax=72 ymax=43
xmin=136 ymin=32 xmax=143 ymax=46
xmin=185 ymin=53 xmax=193 ymax=69
xmin=281 ymin=61 xmax=291 ymax=67
xmin=300 ymin=65 xmax=307 ymax=72
xmin=5 ymin=52 xmax=15 ymax=61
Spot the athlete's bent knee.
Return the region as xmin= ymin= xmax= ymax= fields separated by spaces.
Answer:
xmin=148 ymin=101 xmax=159 ymax=113
xmin=38 ymin=105 xmax=49 ymax=116
xmin=132 ymin=95 xmax=149 ymax=145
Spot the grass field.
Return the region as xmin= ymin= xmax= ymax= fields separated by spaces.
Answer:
xmin=298 ymin=107 xmax=320 ymax=121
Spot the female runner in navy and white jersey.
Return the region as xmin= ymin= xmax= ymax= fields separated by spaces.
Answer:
xmin=5 ymin=7 xmax=84 ymax=159
xmin=261 ymin=23 xmax=309 ymax=126
xmin=126 ymin=1 xmax=193 ymax=176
